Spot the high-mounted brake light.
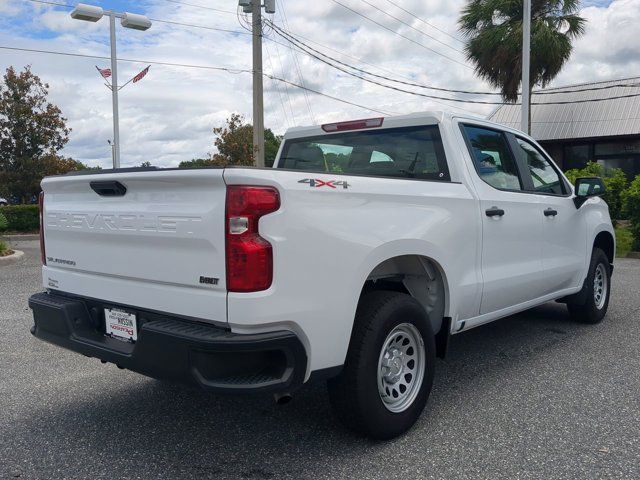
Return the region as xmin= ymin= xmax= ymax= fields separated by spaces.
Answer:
xmin=38 ymin=192 xmax=46 ymax=265
xmin=226 ymin=186 xmax=280 ymax=292
xmin=321 ymin=117 xmax=384 ymax=132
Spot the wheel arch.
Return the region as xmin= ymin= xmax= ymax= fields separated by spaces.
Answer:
xmin=593 ymin=230 xmax=615 ymax=265
xmin=355 ymin=252 xmax=452 ymax=358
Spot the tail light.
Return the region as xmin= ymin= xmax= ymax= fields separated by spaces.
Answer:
xmin=321 ymin=117 xmax=384 ymax=132
xmin=38 ymin=191 xmax=46 ymax=265
xmin=226 ymin=186 xmax=280 ymax=292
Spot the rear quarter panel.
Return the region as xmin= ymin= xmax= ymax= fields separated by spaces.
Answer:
xmin=223 ymin=168 xmax=480 ymax=375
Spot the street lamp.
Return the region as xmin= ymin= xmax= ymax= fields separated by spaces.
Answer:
xmin=71 ymin=3 xmax=152 ymax=169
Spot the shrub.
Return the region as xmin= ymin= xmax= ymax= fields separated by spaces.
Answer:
xmin=615 ymin=226 xmax=633 ymax=258
xmin=0 ymin=240 xmax=9 ymax=256
xmin=623 ymin=176 xmax=640 ymax=251
xmin=565 ymin=162 xmax=628 ymax=220
xmin=1 ymin=205 xmax=40 ymax=232
xmin=0 ymin=212 xmax=8 ymax=232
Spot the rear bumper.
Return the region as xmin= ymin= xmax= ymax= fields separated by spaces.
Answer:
xmin=29 ymin=291 xmax=307 ymax=394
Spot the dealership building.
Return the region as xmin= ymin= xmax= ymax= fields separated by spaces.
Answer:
xmin=489 ymin=76 xmax=640 ymax=178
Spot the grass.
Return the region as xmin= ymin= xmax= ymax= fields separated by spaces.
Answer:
xmin=0 ymin=240 xmax=12 ymax=257
xmin=615 ymin=225 xmax=634 ymax=258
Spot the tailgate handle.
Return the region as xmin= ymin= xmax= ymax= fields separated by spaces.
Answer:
xmin=90 ymin=181 xmax=127 ymax=197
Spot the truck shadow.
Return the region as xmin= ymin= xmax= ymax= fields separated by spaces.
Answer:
xmin=11 ymin=301 xmax=604 ymax=478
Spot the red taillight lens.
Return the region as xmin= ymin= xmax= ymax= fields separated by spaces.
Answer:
xmin=38 ymin=191 xmax=46 ymax=265
xmin=321 ymin=117 xmax=384 ymax=132
xmin=226 ymin=186 xmax=280 ymax=292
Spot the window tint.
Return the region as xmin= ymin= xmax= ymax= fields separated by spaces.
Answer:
xmin=462 ymin=125 xmax=522 ymax=191
xmin=515 ymin=137 xmax=565 ymax=195
xmin=277 ymin=126 xmax=450 ymax=181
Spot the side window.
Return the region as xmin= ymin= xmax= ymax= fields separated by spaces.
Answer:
xmin=515 ymin=137 xmax=566 ymax=195
xmin=462 ymin=125 xmax=522 ymax=191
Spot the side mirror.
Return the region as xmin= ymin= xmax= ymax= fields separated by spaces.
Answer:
xmin=574 ymin=177 xmax=606 ymax=208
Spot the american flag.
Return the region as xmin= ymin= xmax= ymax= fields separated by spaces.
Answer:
xmin=133 ymin=66 xmax=150 ymax=83
xmin=95 ymin=66 xmax=111 ymax=79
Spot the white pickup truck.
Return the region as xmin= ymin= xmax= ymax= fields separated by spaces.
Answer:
xmin=30 ymin=112 xmax=614 ymax=439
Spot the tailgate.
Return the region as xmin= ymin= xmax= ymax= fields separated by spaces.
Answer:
xmin=40 ymin=169 xmax=227 ymax=323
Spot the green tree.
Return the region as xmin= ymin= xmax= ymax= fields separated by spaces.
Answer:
xmin=564 ymin=162 xmax=628 ymax=220
xmin=178 ymin=158 xmax=216 ymax=169
xmin=209 ymin=113 xmax=281 ymax=168
xmin=459 ymin=0 xmax=586 ymax=126
xmin=0 ymin=66 xmax=82 ymax=202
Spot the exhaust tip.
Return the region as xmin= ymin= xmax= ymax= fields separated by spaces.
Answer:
xmin=274 ymin=393 xmax=292 ymax=405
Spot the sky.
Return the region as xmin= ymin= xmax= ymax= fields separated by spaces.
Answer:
xmin=0 ymin=0 xmax=638 ymax=168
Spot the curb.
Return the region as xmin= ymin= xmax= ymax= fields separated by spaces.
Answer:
xmin=0 ymin=250 xmax=25 ymax=265
xmin=627 ymin=252 xmax=640 ymax=259
xmin=1 ymin=234 xmax=39 ymax=241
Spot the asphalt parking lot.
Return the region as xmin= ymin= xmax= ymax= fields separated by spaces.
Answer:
xmin=1 ymin=239 xmax=639 ymax=479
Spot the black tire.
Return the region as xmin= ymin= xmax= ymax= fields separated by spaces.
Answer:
xmin=327 ymin=290 xmax=436 ymax=440
xmin=567 ymin=247 xmax=611 ymax=324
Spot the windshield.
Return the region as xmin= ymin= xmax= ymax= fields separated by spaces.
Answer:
xmin=277 ymin=125 xmax=450 ymax=181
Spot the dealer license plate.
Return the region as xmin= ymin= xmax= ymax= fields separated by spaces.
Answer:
xmin=104 ymin=308 xmax=138 ymax=342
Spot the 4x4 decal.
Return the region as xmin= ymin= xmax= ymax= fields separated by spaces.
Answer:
xmin=298 ymin=178 xmax=350 ymax=189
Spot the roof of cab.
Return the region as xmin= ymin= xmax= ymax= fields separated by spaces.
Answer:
xmin=282 ymin=110 xmax=504 ymax=139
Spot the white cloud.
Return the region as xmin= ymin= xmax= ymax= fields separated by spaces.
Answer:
xmin=0 ymin=0 xmax=636 ymax=168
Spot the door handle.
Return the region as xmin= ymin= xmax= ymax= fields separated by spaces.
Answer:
xmin=485 ymin=207 xmax=505 ymax=217
xmin=544 ymin=208 xmax=558 ymax=217
xmin=90 ymin=181 xmax=127 ymax=197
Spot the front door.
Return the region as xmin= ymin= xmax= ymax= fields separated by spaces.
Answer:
xmin=510 ymin=136 xmax=587 ymax=294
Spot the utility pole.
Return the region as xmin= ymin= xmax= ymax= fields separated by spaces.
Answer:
xmin=109 ymin=14 xmax=121 ymax=169
xmin=521 ymin=0 xmax=531 ymax=135
xmin=251 ymin=0 xmax=265 ymax=168
xmin=108 ymin=140 xmax=115 ymax=166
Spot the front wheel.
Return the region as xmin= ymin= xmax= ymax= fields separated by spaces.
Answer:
xmin=328 ymin=290 xmax=435 ymax=440
xmin=568 ymin=247 xmax=611 ymax=324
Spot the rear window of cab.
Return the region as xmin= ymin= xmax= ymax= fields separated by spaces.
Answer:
xmin=277 ymin=125 xmax=450 ymax=182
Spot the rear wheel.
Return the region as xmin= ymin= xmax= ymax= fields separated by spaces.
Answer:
xmin=568 ymin=247 xmax=611 ymax=324
xmin=328 ymin=290 xmax=435 ymax=440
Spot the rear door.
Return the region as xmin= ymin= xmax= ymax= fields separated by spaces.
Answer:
xmin=459 ymin=124 xmax=546 ymax=315
xmin=41 ymin=169 xmax=228 ymax=323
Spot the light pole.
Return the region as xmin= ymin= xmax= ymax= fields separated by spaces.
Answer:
xmin=71 ymin=3 xmax=151 ymax=169
xmin=239 ymin=0 xmax=275 ymax=168
xmin=521 ymin=0 xmax=531 ymax=135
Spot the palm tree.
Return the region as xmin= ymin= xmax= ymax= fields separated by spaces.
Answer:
xmin=459 ymin=0 xmax=586 ymax=111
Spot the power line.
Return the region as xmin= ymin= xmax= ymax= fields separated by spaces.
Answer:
xmin=275 ymin=0 xmax=315 ymax=123
xmin=329 ymin=0 xmax=472 ymax=70
xmin=0 ymin=44 xmax=392 ymax=114
xmin=265 ymin=74 xmax=395 ymax=115
xmin=268 ymin=21 xmax=492 ymax=95
xmin=258 ymin=34 xmax=640 ymax=106
xmin=263 ymin=35 xmax=479 ymax=115
xmin=260 ymin=25 xmax=478 ymax=115
xmin=24 ymin=0 xmax=252 ymax=36
xmin=25 ymin=0 xmax=639 ymax=99
xmin=163 ymin=0 xmax=236 ymax=15
xmin=267 ymin=8 xmax=297 ymax=124
xmin=356 ymin=0 xmax=464 ymax=55
xmin=379 ymin=0 xmax=465 ymax=45
xmin=23 ymin=0 xmax=71 ymax=7
xmin=150 ymin=18 xmax=250 ymax=36
xmin=264 ymin=41 xmax=291 ymax=128
xmin=268 ymin=21 xmax=640 ymax=99
xmin=269 ymin=35 xmax=504 ymax=105
xmin=0 ymin=45 xmax=251 ymax=73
